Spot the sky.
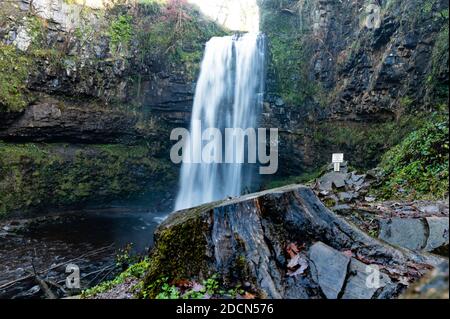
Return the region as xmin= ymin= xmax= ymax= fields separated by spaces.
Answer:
xmin=187 ymin=0 xmax=260 ymax=32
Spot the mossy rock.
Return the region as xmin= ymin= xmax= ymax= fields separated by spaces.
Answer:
xmin=0 ymin=142 xmax=174 ymax=217
xmin=0 ymin=44 xmax=32 ymax=112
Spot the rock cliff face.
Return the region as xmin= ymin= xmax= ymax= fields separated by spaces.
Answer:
xmin=0 ymin=0 xmax=225 ymax=216
xmin=0 ymin=0 xmax=221 ymax=124
xmin=258 ymin=0 xmax=449 ymax=176
xmin=0 ymin=100 xmax=140 ymax=143
xmin=260 ymin=0 xmax=448 ymax=114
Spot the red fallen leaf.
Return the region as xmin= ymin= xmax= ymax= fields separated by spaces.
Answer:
xmin=174 ymin=279 xmax=192 ymax=288
xmin=242 ymin=292 xmax=256 ymax=299
xmin=286 ymin=243 xmax=300 ymax=258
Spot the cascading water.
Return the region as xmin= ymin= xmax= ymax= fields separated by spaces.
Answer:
xmin=175 ymin=33 xmax=266 ymax=211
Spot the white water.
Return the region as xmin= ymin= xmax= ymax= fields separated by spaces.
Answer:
xmin=175 ymin=33 xmax=266 ymax=211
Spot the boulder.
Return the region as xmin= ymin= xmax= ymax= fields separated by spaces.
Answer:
xmin=317 ymin=172 xmax=348 ymax=191
xmin=378 ymin=218 xmax=428 ymax=251
xmin=424 ymin=217 xmax=449 ymax=254
xmin=418 ymin=204 xmax=440 ymax=215
xmin=314 ymin=168 xmax=375 ymax=206
xmin=341 ymin=258 xmax=394 ymax=299
xmin=338 ymin=191 xmax=358 ymax=203
xmin=378 ymin=217 xmax=449 ymax=254
xmin=309 ymin=242 xmax=350 ymax=299
xmin=142 ymin=185 xmax=445 ymax=299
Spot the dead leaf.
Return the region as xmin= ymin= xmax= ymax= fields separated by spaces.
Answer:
xmin=286 ymin=243 xmax=300 ymax=258
xmin=242 ymin=292 xmax=256 ymax=299
xmin=175 ymin=279 xmax=192 ymax=288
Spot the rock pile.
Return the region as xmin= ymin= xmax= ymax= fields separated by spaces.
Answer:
xmin=313 ymin=161 xmax=377 ymax=206
xmin=312 ymin=164 xmax=449 ymax=256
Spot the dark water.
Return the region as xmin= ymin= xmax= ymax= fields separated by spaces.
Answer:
xmin=0 ymin=209 xmax=167 ymax=299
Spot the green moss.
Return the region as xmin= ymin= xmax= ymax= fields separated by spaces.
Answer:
xmin=322 ymin=197 xmax=337 ymax=208
xmin=63 ymin=0 xmax=78 ymax=4
xmin=427 ymin=23 xmax=449 ymax=106
xmin=73 ymin=22 xmax=96 ymax=48
xmin=261 ymin=6 xmax=321 ymax=105
xmin=0 ymin=143 xmax=171 ymax=217
xmin=262 ymin=168 xmax=324 ymax=190
xmin=140 ymin=209 xmax=213 ymax=298
xmin=109 ymin=14 xmax=133 ymax=55
xmin=0 ymin=44 xmax=31 ymax=112
xmin=399 ymin=96 xmax=414 ymax=108
xmin=81 ymin=258 xmax=151 ymax=298
xmin=136 ymin=1 xmax=227 ymax=80
xmin=374 ymin=114 xmax=449 ymax=200
xmin=27 ymin=16 xmax=48 ymax=49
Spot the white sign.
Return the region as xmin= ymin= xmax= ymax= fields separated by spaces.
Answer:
xmin=332 ymin=153 xmax=344 ymax=163
xmin=332 ymin=153 xmax=344 ymax=172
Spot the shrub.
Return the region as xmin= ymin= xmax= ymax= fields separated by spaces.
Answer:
xmin=376 ymin=115 xmax=449 ymax=200
xmin=109 ymin=14 xmax=133 ymax=54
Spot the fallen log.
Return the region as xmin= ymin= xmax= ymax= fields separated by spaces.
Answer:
xmin=142 ymin=185 xmax=445 ymax=299
xmin=33 ymin=274 xmax=57 ymax=299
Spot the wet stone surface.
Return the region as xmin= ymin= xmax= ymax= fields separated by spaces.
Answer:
xmin=309 ymin=242 xmax=350 ymax=299
xmin=378 ymin=218 xmax=428 ymax=251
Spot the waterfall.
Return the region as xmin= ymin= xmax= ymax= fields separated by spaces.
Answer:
xmin=174 ymin=33 xmax=266 ymax=211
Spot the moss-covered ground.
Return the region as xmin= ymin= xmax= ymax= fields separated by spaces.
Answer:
xmin=0 ymin=142 xmax=173 ymax=217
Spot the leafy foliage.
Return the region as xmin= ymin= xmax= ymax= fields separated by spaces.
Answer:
xmin=150 ymin=275 xmax=249 ymax=299
xmin=0 ymin=44 xmax=31 ymax=112
xmin=312 ymin=115 xmax=424 ymax=170
xmin=376 ymin=115 xmax=449 ymax=200
xmin=81 ymin=258 xmax=151 ymax=298
xmin=116 ymin=243 xmax=140 ymax=270
xmin=109 ymin=14 xmax=133 ymax=54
